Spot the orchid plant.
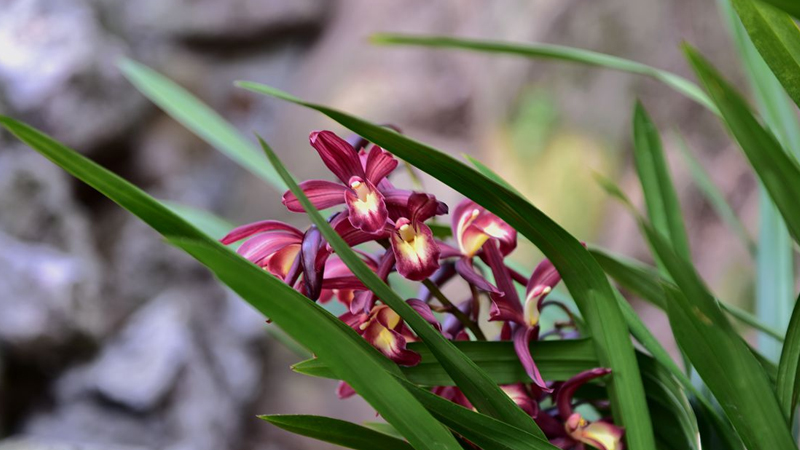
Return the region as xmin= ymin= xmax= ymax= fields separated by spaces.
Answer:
xmin=221 ymin=129 xmax=619 ymax=449
xmin=4 ymin=0 xmax=800 ymax=449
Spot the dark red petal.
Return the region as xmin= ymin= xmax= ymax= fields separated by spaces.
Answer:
xmin=407 ymin=298 xmax=441 ymax=331
xmin=282 ymin=179 xmax=347 ymax=212
xmin=483 ymin=239 xmax=523 ymax=313
xmin=301 ymin=226 xmax=326 ymax=301
xmin=407 ymin=192 xmax=441 ymax=223
xmin=221 ymin=220 xmax=302 ymax=244
xmin=309 ymin=130 xmax=364 ymax=183
xmin=513 ymin=326 xmax=550 ymax=392
xmin=364 ymin=145 xmax=398 ymax=185
xmin=455 ymin=258 xmax=501 ymax=294
xmin=391 ymin=221 xmax=440 ymax=281
xmin=556 ymin=367 xmax=613 ymax=418
xmin=526 ymin=258 xmax=562 ymax=298
xmin=344 ymin=178 xmax=389 ymax=234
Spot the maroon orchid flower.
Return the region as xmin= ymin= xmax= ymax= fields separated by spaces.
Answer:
xmin=486 ymin=254 xmax=562 ymax=391
xmin=389 ymin=193 xmax=442 ymax=281
xmin=348 ymin=298 xmax=439 ymax=366
xmin=444 ymin=199 xmax=517 ymax=294
xmin=282 ymin=131 xmax=398 ymax=233
xmin=556 ymin=368 xmax=624 ymax=450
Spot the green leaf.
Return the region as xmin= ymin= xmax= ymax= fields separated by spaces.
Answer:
xmin=644 ymin=222 xmax=795 ymax=450
xmin=638 ymin=355 xmax=700 ymax=450
xmin=673 ymin=131 xmax=756 ymax=256
xmin=293 ymin=339 xmax=600 ymax=385
xmin=240 ymin=81 xmax=656 ymax=450
xmin=759 ymin=0 xmax=800 ymax=18
xmin=0 ymin=116 xmax=462 ymax=450
xmin=464 ymin=154 xmax=526 ymax=198
xmin=684 ymin=46 xmax=800 ymax=244
xmin=777 ymin=293 xmax=800 ymax=418
xmin=723 ymin=0 xmax=800 ymax=361
xmin=393 ymin=376 xmax=560 ymax=450
xmin=591 ymin=246 xmax=784 ymax=341
xmin=162 ymin=201 xmax=235 ymax=241
xmin=118 ymin=59 xmax=285 ymax=191
xmin=258 ymin=136 xmax=547 ymax=439
xmin=370 ymin=34 xmax=717 ymax=114
xmin=258 ymin=415 xmax=413 ymax=450
xmin=632 ymin=102 xmax=691 ymax=261
xmin=732 ymin=0 xmax=800 ymax=112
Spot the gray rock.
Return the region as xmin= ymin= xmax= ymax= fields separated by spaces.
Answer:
xmin=0 ymin=0 xmax=146 ymax=151
xmin=20 ymin=285 xmax=267 ymax=450
xmin=0 ymin=151 xmax=103 ymax=353
xmin=105 ymin=0 xmax=332 ymax=43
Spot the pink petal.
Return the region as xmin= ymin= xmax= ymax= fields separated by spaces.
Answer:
xmin=322 ymin=276 xmax=367 ymax=290
xmin=483 ymin=239 xmax=522 ymax=313
xmin=237 ymin=232 xmax=301 ymax=264
xmin=489 ymin=292 xmax=525 ymax=324
xmin=282 ymin=179 xmax=347 ymax=212
xmin=310 ymin=130 xmax=364 ymax=183
xmin=330 ymin=212 xmax=388 ymax=248
xmin=361 ymin=310 xmax=420 ymax=366
xmin=344 ymin=178 xmax=389 ymax=233
xmin=364 ymin=145 xmax=398 ymax=185
xmin=337 ymin=381 xmax=357 ymax=399
xmin=407 ymin=192 xmax=442 ymax=223
xmin=513 ymin=326 xmax=550 ymax=391
xmin=221 ymin=220 xmax=302 ymax=245
xmin=350 ymin=251 xmax=395 ymax=314
xmin=500 ymin=383 xmax=538 ymax=417
xmin=390 ymin=219 xmax=440 ymax=281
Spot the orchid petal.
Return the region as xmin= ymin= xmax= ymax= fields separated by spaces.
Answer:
xmin=220 ymin=220 xmax=302 ymax=244
xmin=489 ymin=292 xmax=525 ymax=324
xmin=309 ymin=130 xmax=364 ymax=183
xmin=501 ymin=383 xmax=538 ymax=417
xmin=265 ymin=244 xmax=301 ymax=279
xmin=513 ymin=326 xmax=549 ymax=391
xmin=526 ymin=258 xmax=562 ymax=300
xmin=364 ymin=145 xmax=398 ymax=184
xmin=432 ymin=386 xmax=473 ymax=410
xmin=300 ymin=226 xmax=326 ymax=300
xmin=330 ymin=212 xmax=388 ymax=248
xmin=390 ymin=219 xmax=440 ymax=281
xmin=566 ymin=414 xmax=624 ymax=450
xmin=407 ymin=192 xmax=442 ymax=223
xmin=407 ymin=298 xmax=442 ymax=332
xmin=452 ymin=199 xmax=516 ymax=256
xmin=344 ymin=177 xmax=389 ymax=233
xmin=350 ymin=251 xmax=395 ymax=314
xmin=454 ymin=258 xmax=501 ymax=294
xmin=436 ymin=241 xmax=462 ymax=259
xmin=483 ymin=239 xmax=523 ymax=317
xmin=237 ymin=232 xmax=301 ymax=264
xmin=282 ymin=179 xmax=347 ymax=212
xmin=556 ymin=368 xmax=613 ymax=418
xmin=472 ymin=210 xmax=517 ymax=255
xmin=361 ymin=307 xmax=420 ymax=366
xmin=337 ymin=381 xmax=357 ymax=399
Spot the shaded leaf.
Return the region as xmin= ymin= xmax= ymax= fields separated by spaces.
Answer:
xmin=258 ymin=415 xmax=413 ymax=450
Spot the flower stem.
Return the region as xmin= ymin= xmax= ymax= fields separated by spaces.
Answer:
xmin=422 ymin=278 xmax=486 ymax=341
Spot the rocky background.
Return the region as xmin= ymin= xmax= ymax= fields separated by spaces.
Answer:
xmin=0 ymin=0 xmax=760 ymax=449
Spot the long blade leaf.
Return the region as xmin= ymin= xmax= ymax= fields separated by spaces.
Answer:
xmin=632 ymin=102 xmax=691 ymax=261
xmin=777 ymin=293 xmax=800 ymax=418
xmin=0 ymin=116 xmax=462 ymax=450
xmin=258 ymin=415 xmax=413 ymax=450
xmin=732 ymin=0 xmax=800 ymax=112
xmin=293 ymin=339 xmax=600 ymax=385
xmin=240 ymin=82 xmax=656 ymax=450
xmin=644 ymin=222 xmax=795 ymax=449
xmin=370 ymin=34 xmax=716 ymax=114
xmin=118 ymin=59 xmax=285 ymax=191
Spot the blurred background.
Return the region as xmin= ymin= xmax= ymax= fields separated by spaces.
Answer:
xmin=0 ymin=0 xmax=763 ymax=449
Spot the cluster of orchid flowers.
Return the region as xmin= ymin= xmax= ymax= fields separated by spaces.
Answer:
xmin=221 ymin=130 xmax=623 ymax=450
